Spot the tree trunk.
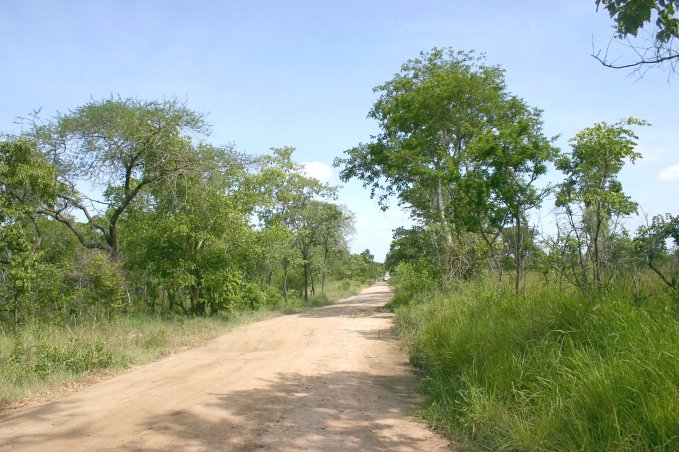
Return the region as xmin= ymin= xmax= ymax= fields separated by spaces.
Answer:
xmin=593 ymin=203 xmax=602 ymax=287
xmin=303 ymin=261 xmax=309 ymax=302
xmin=515 ymin=206 xmax=521 ymax=295
xmin=435 ymin=178 xmax=454 ymax=248
xmin=283 ymin=259 xmax=289 ymax=303
xmin=321 ymin=244 xmax=329 ymax=294
xmin=13 ymin=296 xmax=19 ymax=333
xmin=310 ymin=271 xmax=315 ymax=296
xmin=168 ymin=288 xmax=175 ymax=313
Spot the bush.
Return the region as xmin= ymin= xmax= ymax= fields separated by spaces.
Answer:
xmin=203 ymin=269 xmax=243 ymax=314
xmin=262 ymin=285 xmax=285 ymax=308
xmin=240 ymin=282 xmax=267 ymax=310
xmin=388 ymin=260 xmax=436 ymax=308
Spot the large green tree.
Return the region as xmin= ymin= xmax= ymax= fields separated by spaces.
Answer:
xmin=336 ymin=48 xmax=556 ymax=288
xmin=30 ymin=97 xmax=208 ymax=258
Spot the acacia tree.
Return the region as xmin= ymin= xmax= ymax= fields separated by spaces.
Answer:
xmin=30 ymin=97 xmax=209 ymax=258
xmin=336 ymin=48 xmax=556 ymax=288
xmin=555 ymin=118 xmax=646 ymax=290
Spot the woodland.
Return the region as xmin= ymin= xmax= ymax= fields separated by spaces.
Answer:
xmin=0 ymin=98 xmax=382 ymax=328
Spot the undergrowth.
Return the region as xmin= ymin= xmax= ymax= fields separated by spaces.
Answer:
xmin=394 ymin=281 xmax=679 ymax=450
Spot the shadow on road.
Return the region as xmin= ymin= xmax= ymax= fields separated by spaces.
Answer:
xmin=131 ymin=370 xmax=430 ymax=450
xmin=0 ymin=283 xmax=452 ymax=451
xmin=0 ymin=371 xmax=434 ymax=451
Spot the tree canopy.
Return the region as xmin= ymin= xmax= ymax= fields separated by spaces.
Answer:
xmin=1 ymin=97 xmax=373 ymax=328
xmin=336 ymin=48 xmax=556 ymax=288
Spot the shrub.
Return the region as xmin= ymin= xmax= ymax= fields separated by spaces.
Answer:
xmin=389 ymin=260 xmax=436 ymax=307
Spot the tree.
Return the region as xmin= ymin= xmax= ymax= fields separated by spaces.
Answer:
xmin=385 ymin=227 xmax=432 ymax=271
xmin=252 ymin=220 xmax=297 ymax=291
xmin=555 ymin=118 xmax=646 ymax=290
xmin=0 ymin=139 xmax=60 ymax=329
xmin=120 ymin=143 xmax=251 ymax=315
xmin=594 ymin=0 xmax=679 ymax=72
xmin=29 ymin=96 xmax=209 ymax=258
xmin=290 ymin=200 xmax=345 ymax=300
xmin=470 ymin=97 xmax=557 ymax=292
xmin=336 ymin=48 xmax=556 ymax=288
xmin=315 ymin=205 xmax=354 ymax=294
xmin=634 ymin=213 xmax=679 ymax=291
xmin=251 ymin=147 xmax=337 ymax=301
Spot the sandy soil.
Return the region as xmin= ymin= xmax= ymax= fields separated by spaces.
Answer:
xmin=0 ymin=283 xmax=453 ymax=451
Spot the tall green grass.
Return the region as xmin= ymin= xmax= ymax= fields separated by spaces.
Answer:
xmin=395 ymin=283 xmax=679 ymax=450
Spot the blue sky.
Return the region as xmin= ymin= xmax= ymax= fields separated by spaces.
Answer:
xmin=1 ymin=1 xmax=677 ymax=261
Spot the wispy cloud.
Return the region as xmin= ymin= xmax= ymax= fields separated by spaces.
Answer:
xmin=659 ymin=164 xmax=679 ymax=182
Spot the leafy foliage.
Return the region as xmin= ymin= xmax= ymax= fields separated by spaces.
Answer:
xmin=554 ymin=118 xmax=647 ymax=291
xmin=1 ymin=97 xmax=370 ymax=329
xmin=597 ymin=0 xmax=679 ymax=43
xmin=337 ymin=48 xmax=556 ymax=288
xmin=595 ymin=0 xmax=679 ymax=71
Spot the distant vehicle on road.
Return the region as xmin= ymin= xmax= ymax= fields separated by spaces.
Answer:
xmin=383 ymin=272 xmax=390 ymax=282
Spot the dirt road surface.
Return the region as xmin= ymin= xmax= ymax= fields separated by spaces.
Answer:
xmin=0 ymin=284 xmax=452 ymax=451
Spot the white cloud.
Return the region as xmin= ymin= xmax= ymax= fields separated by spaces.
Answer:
xmin=659 ymin=164 xmax=679 ymax=182
xmin=302 ymin=161 xmax=333 ymax=183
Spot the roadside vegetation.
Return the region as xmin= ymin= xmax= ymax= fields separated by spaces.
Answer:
xmin=391 ymin=274 xmax=679 ymax=450
xmin=0 ymin=98 xmax=382 ymax=406
xmin=0 ymin=278 xmax=367 ymax=408
xmin=336 ymin=39 xmax=679 ymax=451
